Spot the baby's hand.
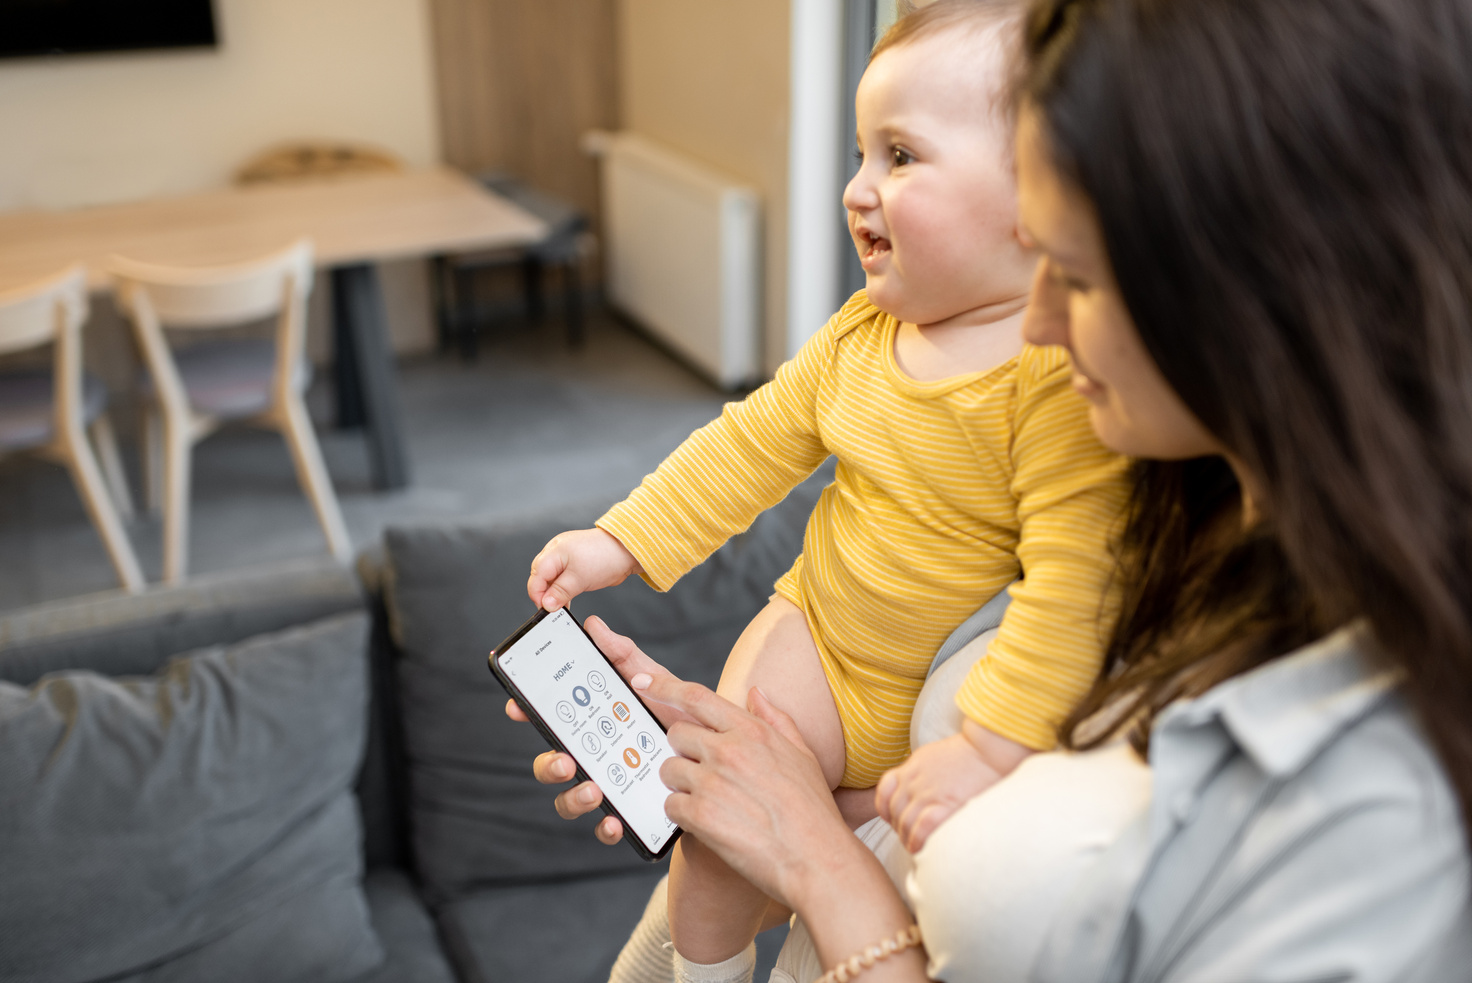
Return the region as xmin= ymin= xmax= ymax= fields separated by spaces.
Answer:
xmin=876 ymin=723 xmax=1032 ymax=853
xmin=527 ymin=528 xmax=642 ymax=611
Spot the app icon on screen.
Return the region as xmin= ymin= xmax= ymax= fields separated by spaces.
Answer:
xmin=613 ymin=702 xmax=631 ymax=722
xmin=556 ymin=701 xmax=576 ymax=723
xmin=598 ymin=716 xmax=617 ymax=739
xmin=582 ymin=732 xmax=601 ymax=755
xmin=587 ymin=671 xmax=607 ymax=692
xmin=637 ymin=732 xmax=657 ymax=754
xmin=572 ymin=686 xmax=591 ymax=707
xmin=607 ymin=763 xmax=628 ymax=787
xmin=623 ymin=747 xmax=641 ymax=768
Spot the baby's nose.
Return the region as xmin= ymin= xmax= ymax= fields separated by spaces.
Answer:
xmin=842 ymin=170 xmax=878 ymax=211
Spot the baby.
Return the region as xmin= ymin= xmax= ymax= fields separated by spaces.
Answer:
xmin=527 ymin=2 xmax=1127 ymax=981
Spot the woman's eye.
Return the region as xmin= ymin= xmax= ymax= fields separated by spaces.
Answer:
xmin=1048 ymin=262 xmax=1089 ymax=293
xmin=891 ymin=146 xmax=914 ymax=168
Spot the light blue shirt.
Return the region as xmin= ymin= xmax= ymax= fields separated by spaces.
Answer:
xmin=1035 ymin=625 xmax=1472 ymax=982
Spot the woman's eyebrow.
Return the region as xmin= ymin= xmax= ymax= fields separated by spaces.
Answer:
xmin=1023 ymin=221 xmax=1089 ymax=271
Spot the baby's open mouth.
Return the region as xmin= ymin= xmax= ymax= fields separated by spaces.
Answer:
xmin=858 ymin=227 xmax=891 ymax=260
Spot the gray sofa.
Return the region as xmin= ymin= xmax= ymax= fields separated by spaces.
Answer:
xmin=0 ymin=475 xmax=823 ymax=983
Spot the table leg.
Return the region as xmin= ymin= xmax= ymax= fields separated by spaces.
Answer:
xmin=331 ymin=264 xmax=411 ymax=490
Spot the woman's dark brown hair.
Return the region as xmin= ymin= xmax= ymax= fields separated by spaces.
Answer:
xmin=1025 ymin=0 xmax=1472 ymax=830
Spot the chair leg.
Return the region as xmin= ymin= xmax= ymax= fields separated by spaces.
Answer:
xmin=89 ymin=414 xmax=135 ymax=520
xmin=457 ymin=267 xmax=479 ymax=362
xmin=60 ymin=430 xmax=145 ymax=592
xmin=524 ymin=254 xmax=545 ymax=323
xmin=278 ymin=396 xmax=351 ymax=562
xmin=563 ymin=260 xmax=584 ymax=348
xmin=142 ymin=405 xmax=163 ymax=513
xmin=160 ymin=416 xmax=192 ymax=584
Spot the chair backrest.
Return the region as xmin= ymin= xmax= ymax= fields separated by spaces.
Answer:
xmin=0 ymin=266 xmax=87 ymax=356
xmin=108 ymin=239 xmax=314 ymax=329
xmin=236 ymin=143 xmax=404 ymax=185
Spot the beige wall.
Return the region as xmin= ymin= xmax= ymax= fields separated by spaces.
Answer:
xmin=618 ymin=0 xmax=791 ymax=375
xmin=0 ymin=0 xmax=441 ymax=355
xmin=0 ymin=0 xmax=439 ymax=211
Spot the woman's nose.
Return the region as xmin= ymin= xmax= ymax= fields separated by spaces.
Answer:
xmin=1022 ymin=259 xmax=1070 ymax=348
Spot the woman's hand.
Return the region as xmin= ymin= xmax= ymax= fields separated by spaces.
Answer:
xmin=635 ymin=670 xmax=850 ymax=908
xmin=639 ymin=671 xmax=925 ymax=980
xmin=502 ymin=615 xmax=701 ymax=846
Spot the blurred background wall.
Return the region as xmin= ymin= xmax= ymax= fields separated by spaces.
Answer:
xmin=616 ymin=0 xmax=792 ymax=375
xmin=0 ymin=0 xmax=439 ymax=212
xmin=0 ymin=0 xmax=442 ymax=357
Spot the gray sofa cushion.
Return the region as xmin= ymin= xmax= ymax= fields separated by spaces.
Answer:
xmin=384 ymin=470 xmax=829 ymax=903
xmin=0 ymin=612 xmax=383 ymax=983
xmin=435 ymin=867 xmax=670 ymax=983
xmin=0 ymin=556 xmax=363 ymax=686
xmin=354 ymin=870 xmax=459 ymax=983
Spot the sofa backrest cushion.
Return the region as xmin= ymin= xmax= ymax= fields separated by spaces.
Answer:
xmin=0 ymin=556 xmax=363 ymax=687
xmin=0 ymin=612 xmax=383 ymax=983
xmin=383 ymin=471 xmax=828 ymax=902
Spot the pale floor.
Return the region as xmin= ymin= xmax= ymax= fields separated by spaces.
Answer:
xmin=0 ymin=309 xmax=733 ymax=612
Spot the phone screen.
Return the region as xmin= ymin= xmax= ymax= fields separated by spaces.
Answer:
xmin=496 ymin=609 xmax=680 ymax=857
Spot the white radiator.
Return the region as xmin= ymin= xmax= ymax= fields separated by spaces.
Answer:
xmin=583 ymin=130 xmax=762 ymax=389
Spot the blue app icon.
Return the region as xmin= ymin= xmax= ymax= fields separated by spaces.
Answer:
xmin=572 ymin=685 xmax=591 ymax=707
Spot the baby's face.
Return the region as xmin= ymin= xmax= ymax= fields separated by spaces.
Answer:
xmin=844 ymin=27 xmax=1035 ymax=326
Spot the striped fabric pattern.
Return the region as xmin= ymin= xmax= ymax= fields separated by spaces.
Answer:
xmin=599 ymin=293 xmax=1129 ymax=786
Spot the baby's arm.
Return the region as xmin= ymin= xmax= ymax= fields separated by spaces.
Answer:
xmin=524 ymin=307 xmax=833 ymax=609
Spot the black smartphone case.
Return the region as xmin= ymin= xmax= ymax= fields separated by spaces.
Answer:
xmin=488 ymin=607 xmax=681 ymax=863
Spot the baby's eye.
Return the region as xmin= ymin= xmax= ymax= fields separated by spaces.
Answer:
xmin=852 ymin=147 xmax=865 ymax=165
xmin=890 ymin=146 xmax=914 ymax=168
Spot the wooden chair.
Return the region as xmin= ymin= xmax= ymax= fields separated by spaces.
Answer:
xmin=110 ymin=240 xmax=350 ymax=583
xmin=0 ymin=266 xmax=144 ymax=592
xmin=435 ymin=172 xmax=590 ymax=358
xmin=235 ymin=142 xmax=404 ymax=185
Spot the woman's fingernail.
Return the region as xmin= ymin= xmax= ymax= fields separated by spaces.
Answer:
xmin=555 ymin=759 xmax=572 ymax=779
xmin=579 ymin=786 xmax=597 ymax=805
xmin=631 ymin=673 xmax=652 ymax=690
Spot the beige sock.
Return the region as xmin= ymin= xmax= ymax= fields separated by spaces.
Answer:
xmin=609 ymin=875 xmax=676 ymax=983
xmin=672 ymin=944 xmax=757 ymax=983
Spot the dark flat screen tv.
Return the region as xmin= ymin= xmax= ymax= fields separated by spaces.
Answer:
xmin=0 ymin=0 xmax=217 ymax=59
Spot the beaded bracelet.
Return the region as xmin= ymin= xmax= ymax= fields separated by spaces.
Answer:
xmin=814 ymin=923 xmax=923 ymax=983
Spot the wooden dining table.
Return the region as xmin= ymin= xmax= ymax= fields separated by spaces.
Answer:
xmin=0 ymin=167 xmax=548 ymax=490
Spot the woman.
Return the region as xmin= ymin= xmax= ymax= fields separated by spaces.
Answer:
xmin=520 ymin=0 xmax=1472 ymax=978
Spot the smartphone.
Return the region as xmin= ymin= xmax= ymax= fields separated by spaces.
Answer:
xmin=489 ymin=607 xmax=682 ymax=862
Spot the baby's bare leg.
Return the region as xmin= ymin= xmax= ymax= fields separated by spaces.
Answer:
xmin=667 ymin=596 xmax=846 ymax=966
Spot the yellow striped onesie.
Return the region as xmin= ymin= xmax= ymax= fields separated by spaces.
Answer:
xmin=598 ymin=292 xmax=1129 ymax=787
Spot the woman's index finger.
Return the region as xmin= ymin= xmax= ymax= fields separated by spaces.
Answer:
xmin=639 ymin=673 xmax=742 ymax=732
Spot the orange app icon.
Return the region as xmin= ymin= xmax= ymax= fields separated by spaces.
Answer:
xmin=623 ymin=747 xmax=641 ymax=768
xmin=612 ymin=701 xmax=631 ymax=722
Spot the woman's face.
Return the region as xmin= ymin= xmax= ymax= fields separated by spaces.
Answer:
xmin=1015 ymin=105 xmax=1221 ymax=461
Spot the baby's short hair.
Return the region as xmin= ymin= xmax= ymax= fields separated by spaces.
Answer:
xmin=873 ymin=0 xmax=1027 ymax=62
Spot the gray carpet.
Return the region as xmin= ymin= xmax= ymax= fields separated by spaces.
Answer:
xmin=0 ymin=310 xmax=733 ymax=612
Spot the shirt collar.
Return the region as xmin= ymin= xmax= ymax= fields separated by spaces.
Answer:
xmin=1156 ymin=624 xmax=1402 ymax=778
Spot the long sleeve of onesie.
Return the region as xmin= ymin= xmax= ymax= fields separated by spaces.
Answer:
xmin=953 ymin=352 xmax=1130 ymax=750
xmin=596 ymin=306 xmax=846 ymax=590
